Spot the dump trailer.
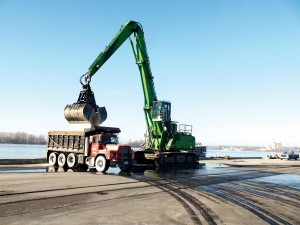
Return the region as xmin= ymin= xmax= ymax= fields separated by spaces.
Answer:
xmin=46 ymin=126 xmax=132 ymax=172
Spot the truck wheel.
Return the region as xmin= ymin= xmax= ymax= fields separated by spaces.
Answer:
xmin=49 ymin=152 xmax=57 ymax=166
xmin=95 ymin=156 xmax=109 ymax=172
xmin=58 ymin=153 xmax=67 ymax=167
xmin=67 ymin=153 xmax=78 ymax=168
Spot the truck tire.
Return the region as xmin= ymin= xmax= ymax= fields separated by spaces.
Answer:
xmin=95 ymin=156 xmax=109 ymax=172
xmin=67 ymin=153 xmax=78 ymax=168
xmin=58 ymin=153 xmax=67 ymax=167
xmin=49 ymin=152 xmax=57 ymax=166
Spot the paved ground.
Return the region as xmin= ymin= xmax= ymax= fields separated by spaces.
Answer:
xmin=0 ymin=159 xmax=299 ymax=224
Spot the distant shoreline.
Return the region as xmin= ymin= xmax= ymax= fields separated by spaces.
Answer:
xmin=0 ymin=142 xmax=298 ymax=153
xmin=0 ymin=132 xmax=46 ymax=145
xmin=0 ymin=143 xmax=298 ymax=152
xmin=0 ymin=143 xmax=45 ymax=146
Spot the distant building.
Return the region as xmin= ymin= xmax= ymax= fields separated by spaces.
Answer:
xmin=265 ymin=140 xmax=282 ymax=151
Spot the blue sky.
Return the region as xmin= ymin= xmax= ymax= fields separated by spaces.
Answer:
xmin=0 ymin=0 xmax=299 ymax=146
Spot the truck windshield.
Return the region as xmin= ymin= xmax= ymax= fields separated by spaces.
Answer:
xmin=100 ymin=135 xmax=118 ymax=144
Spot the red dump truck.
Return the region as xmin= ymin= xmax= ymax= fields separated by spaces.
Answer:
xmin=46 ymin=126 xmax=132 ymax=172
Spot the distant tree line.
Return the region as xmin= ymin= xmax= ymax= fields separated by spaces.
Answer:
xmin=0 ymin=132 xmax=46 ymax=145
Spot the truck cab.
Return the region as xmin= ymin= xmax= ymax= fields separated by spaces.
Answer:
xmin=87 ymin=133 xmax=132 ymax=171
xmin=89 ymin=133 xmax=118 ymax=157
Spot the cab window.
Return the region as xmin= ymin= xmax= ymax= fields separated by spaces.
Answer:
xmin=100 ymin=135 xmax=118 ymax=144
xmin=93 ymin=136 xmax=100 ymax=143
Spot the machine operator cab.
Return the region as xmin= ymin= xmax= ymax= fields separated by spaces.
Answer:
xmin=152 ymin=101 xmax=193 ymax=137
xmin=152 ymin=101 xmax=178 ymax=135
xmin=152 ymin=101 xmax=171 ymax=122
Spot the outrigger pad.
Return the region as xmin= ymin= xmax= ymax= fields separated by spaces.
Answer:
xmin=64 ymin=84 xmax=107 ymax=126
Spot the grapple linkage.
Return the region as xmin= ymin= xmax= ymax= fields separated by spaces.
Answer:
xmin=64 ymin=73 xmax=107 ymax=126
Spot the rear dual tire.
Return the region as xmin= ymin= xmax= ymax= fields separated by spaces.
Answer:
xmin=58 ymin=153 xmax=67 ymax=167
xmin=49 ymin=152 xmax=57 ymax=166
xmin=67 ymin=153 xmax=78 ymax=168
xmin=48 ymin=152 xmax=78 ymax=168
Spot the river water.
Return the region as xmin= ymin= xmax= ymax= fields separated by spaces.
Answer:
xmin=0 ymin=144 xmax=277 ymax=159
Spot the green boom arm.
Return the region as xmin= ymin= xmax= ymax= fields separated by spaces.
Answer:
xmin=87 ymin=21 xmax=167 ymax=150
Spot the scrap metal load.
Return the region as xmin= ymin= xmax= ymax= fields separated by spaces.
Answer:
xmin=64 ymin=74 xmax=107 ymax=126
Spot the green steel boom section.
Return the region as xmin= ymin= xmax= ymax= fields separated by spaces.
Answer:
xmin=88 ymin=21 xmax=156 ymax=108
xmin=87 ymin=21 xmax=166 ymax=150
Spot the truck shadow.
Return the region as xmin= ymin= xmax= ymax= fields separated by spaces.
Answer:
xmin=45 ymin=163 xmax=230 ymax=180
